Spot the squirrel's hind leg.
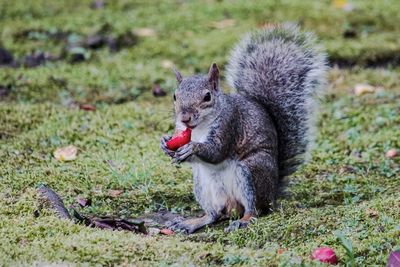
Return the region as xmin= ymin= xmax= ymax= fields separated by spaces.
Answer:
xmin=224 ymin=152 xmax=278 ymax=232
xmin=169 ymin=214 xmax=219 ymax=234
xmin=224 ymin=162 xmax=258 ymax=232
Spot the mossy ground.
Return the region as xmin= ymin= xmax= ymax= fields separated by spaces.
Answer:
xmin=1 ymin=0 xmax=399 ymax=266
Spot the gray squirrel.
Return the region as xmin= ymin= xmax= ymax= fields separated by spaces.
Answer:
xmin=161 ymin=24 xmax=327 ymax=233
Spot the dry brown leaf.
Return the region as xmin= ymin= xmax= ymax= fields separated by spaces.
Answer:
xmin=134 ymin=28 xmax=156 ymax=37
xmin=76 ymin=197 xmax=91 ymax=207
xmin=332 ymin=0 xmax=353 ymax=11
xmin=54 ymin=145 xmax=78 ymax=161
xmin=211 ymin=19 xmax=235 ymax=29
xmin=258 ymin=23 xmax=276 ymax=29
xmin=354 ymin=84 xmax=375 ymax=96
xmin=333 ymin=0 xmax=347 ymax=8
xmin=108 ymin=189 xmax=123 ymax=197
xmin=365 ymin=208 xmax=379 ymax=217
xmin=277 ymin=248 xmax=288 ymax=255
xmin=161 ymin=59 xmax=174 ymax=69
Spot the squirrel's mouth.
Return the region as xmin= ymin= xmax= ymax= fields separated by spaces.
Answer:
xmin=184 ymin=123 xmax=197 ymax=129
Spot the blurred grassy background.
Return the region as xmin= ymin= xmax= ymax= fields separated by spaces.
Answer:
xmin=1 ymin=0 xmax=400 ymax=104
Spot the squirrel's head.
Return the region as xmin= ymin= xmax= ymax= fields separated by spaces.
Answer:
xmin=173 ymin=63 xmax=221 ymax=130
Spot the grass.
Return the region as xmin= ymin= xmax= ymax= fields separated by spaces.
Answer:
xmin=1 ymin=0 xmax=399 ymax=266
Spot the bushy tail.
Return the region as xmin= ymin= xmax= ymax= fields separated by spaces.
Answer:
xmin=226 ymin=24 xmax=328 ymax=177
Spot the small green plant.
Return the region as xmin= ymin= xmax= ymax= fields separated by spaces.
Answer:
xmin=106 ymin=161 xmax=152 ymax=191
xmin=334 ymin=230 xmax=356 ymax=267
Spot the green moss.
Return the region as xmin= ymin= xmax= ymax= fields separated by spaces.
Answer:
xmin=1 ymin=0 xmax=399 ymax=266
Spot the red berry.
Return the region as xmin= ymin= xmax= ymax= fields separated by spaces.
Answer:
xmin=385 ymin=148 xmax=398 ymax=158
xmin=311 ymin=247 xmax=338 ymax=265
xmin=166 ymin=128 xmax=192 ymax=151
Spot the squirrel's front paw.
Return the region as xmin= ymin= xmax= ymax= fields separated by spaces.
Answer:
xmin=173 ymin=142 xmax=197 ymax=164
xmin=160 ymin=135 xmax=175 ymax=158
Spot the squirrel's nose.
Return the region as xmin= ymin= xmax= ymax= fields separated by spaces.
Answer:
xmin=181 ymin=113 xmax=192 ymax=124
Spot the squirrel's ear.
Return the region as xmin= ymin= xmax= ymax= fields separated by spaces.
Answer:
xmin=208 ymin=63 xmax=219 ymax=91
xmin=173 ymin=67 xmax=183 ymax=84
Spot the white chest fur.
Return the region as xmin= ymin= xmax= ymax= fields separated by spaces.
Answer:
xmin=190 ymin=159 xmax=241 ymax=214
xmin=186 ymin=121 xmax=243 ymax=214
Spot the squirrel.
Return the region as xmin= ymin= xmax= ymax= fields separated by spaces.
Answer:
xmin=161 ymin=24 xmax=327 ymax=233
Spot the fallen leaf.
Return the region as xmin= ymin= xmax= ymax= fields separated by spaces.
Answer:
xmin=385 ymin=148 xmax=398 ymax=158
xmin=161 ymin=59 xmax=174 ymax=69
xmin=108 ymin=189 xmax=123 ymax=197
xmin=333 ymin=0 xmax=346 ymax=8
xmin=277 ymin=248 xmax=288 ymax=255
xmin=160 ymin=228 xmax=175 ymax=235
xmin=76 ymin=197 xmax=91 ymax=207
xmin=211 ymin=19 xmax=235 ymax=29
xmin=71 ymin=209 xmax=148 ymax=234
xmin=354 ymin=84 xmax=375 ymax=96
xmin=54 ymin=145 xmax=78 ymax=161
xmin=79 ymin=103 xmax=96 ymax=111
xmin=37 ymin=184 xmax=148 ymax=234
xmin=332 ymin=0 xmax=353 ymax=11
xmin=365 ymin=208 xmax=379 ymax=218
xmin=152 ymin=85 xmax=167 ymax=97
xmin=258 ymin=23 xmax=276 ymax=29
xmin=134 ymin=28 xmax=156 ymax=37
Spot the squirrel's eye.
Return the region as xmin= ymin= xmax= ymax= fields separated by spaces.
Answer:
xmin=173 ymin=94 xmax=176 ymax=101
xmin=203 ymin=92 xmax=211 ymax=102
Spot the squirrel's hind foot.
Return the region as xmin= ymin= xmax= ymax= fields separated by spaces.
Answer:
xmin=224 ymin=213 xmax=256 ymax=233
xmin=168 ymin=214 xmax=216 ymax=234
